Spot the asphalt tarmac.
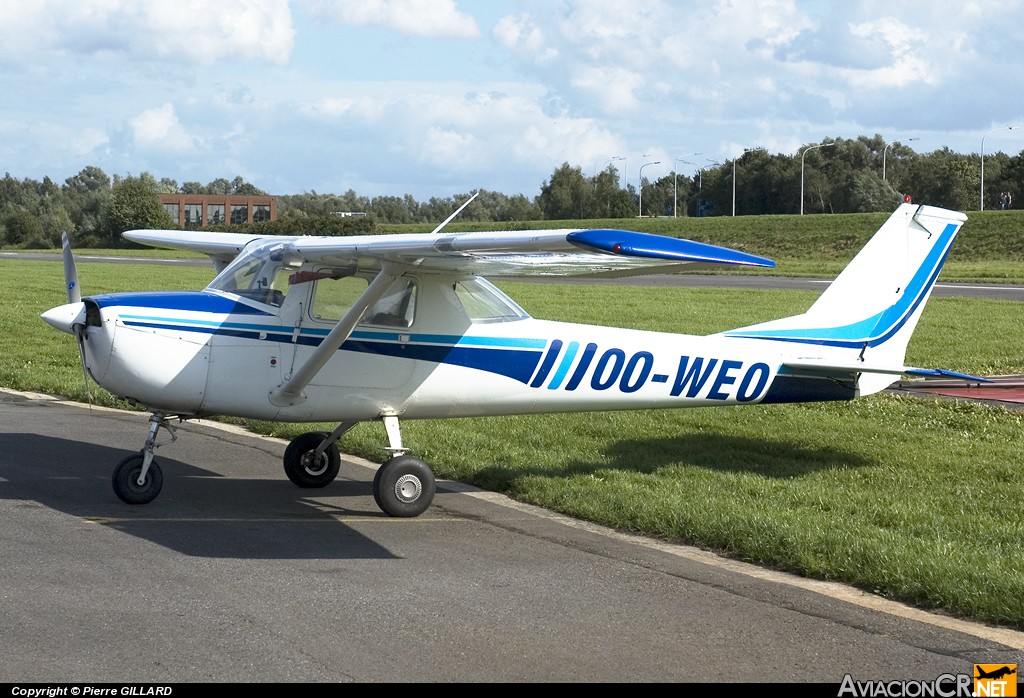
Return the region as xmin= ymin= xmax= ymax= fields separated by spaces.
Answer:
xmin=1 ymin=388 xmax=1022 ymax=683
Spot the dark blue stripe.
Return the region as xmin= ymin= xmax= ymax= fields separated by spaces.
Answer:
xmin=121 ymin=318 xmax=543 ymax=384
xmin=89 ymin=291 xmax=273 ymax=315
xmin=759 ymin=375 xmax=857 ymax=403
xmin=530 ymin=340 xmax=564 ymax=387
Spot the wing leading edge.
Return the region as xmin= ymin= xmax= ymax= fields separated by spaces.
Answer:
xmin=123 ymin=227 xmax=776 ymax=278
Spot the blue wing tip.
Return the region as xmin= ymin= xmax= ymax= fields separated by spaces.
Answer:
xmin=568 ymin=229 xmax=775 ymax=268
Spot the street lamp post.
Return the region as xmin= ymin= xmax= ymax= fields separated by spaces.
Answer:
xmin=980 ymin=126 xmax=1019 ymax=210
xmin=595 ymin=156 xmax=624 ymax=196
xmin=882 ymin=137 xmax=918 ymax=181
xmin=695 ymin=161 xmax=720 ymax=218
xmin=621 ymin=153 xmax=650 ymax=191
xmin=638 ymin=161 xmax=661 ymax=217
xmin=732 ymin=148 xmax=759 ymax=216
xmin=673 ymin=152 xmax=702 ymax=218
xmin=596 ymin=156 xmax=624 ymax=179
xmin=800 ymin=142 xmax=835 ymax=215
xmin=698 ymin=161 xmax=720 ymax=190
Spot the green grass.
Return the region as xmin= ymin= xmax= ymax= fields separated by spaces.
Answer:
xmin=3 ymin=238 xmax=1024 ymax=629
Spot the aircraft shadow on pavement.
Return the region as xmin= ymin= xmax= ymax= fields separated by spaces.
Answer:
xmin=0 ymin=433 xmax=402 ymax=561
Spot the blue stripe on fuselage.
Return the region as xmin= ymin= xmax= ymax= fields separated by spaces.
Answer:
xmin=103 ymin=292 xmax=546 ymax=384
xmin=723 ymin=222 xmax=957 ymax=349
xmin=89 ymin=291 xmax=274 ymax=316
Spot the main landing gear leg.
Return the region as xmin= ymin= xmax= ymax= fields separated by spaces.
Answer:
xmin=373 ymin=414 xmax=435 ymax=518
xmin=112 ymin=412 xmax=177 ymax=505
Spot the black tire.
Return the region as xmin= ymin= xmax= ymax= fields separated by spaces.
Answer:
xmin=112 ymin=452 xmax=163 ymax=505
xmin=372 ymin=455 xmax=435 ymax=518
xmin=283 ymin=431 xmax=341 ymax=488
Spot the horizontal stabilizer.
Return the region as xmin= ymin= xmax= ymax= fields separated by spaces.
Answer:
xmin=782 ymin=359 xmax=991 ymax=385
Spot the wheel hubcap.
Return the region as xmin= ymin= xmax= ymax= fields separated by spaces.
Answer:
xmin=394 ymin=474 xmax=421 ymax=503
xmin=302 ymin=452 xmax=328 ymax=476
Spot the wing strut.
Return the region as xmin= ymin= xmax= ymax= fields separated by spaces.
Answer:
xmin=269 ymin=265 xmax=402 ymax=407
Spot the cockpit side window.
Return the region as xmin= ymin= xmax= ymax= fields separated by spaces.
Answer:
xmin=310 ymin=274 xmax=417 ymax=328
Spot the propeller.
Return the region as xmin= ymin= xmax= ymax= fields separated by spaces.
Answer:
xmin=60 ymin=232 xmax=92 ymax=406
xmin=62 ymin=231 xmax=81 ymax=303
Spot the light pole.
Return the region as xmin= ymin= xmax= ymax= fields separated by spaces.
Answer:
xmin=695 ymin=161 xmax=721 ymax=218
xmin=882 ymin=137 xmax=918 ymax=181
xmin=732 ymin=147 xmax=759 ymax=216
xmin=980 ymin=126 xmax=1019 ymax=210
xmin=698 ymin=160 xmax=720 ymax=191
xmin=673 ymin=152 xmax=702 ymax=218
xmin=621 ymin=153 xmax=650 ymax=191
xmin=597 ymin=156 xmax=624 ymax=178
xmin=638 ymin=160 xmax=661 ymax=217
xmin=595 ymin=156 xmax=624 ymax=192
xmin=800 ymin=142 xmax=835 ymax=215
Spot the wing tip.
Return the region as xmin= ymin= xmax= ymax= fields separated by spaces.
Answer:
xmin=567 ymin=229 xmax=775 ymax=268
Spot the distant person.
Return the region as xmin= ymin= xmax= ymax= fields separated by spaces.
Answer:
xmin=998 ymin=192 xmax=1008 ymax=210
xmin=1007 ymin=192 xmax=1013 ymax=209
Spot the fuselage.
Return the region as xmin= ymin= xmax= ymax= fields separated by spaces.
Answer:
xmin=43 ymin=268 xmax=858 ymax=423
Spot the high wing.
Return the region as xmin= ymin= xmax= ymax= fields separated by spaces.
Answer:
xmin=123 ymin=227 xmax=776 ymax=278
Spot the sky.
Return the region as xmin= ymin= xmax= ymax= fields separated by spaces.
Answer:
xmin=2 ymin=0 xmax=1024 ymax=202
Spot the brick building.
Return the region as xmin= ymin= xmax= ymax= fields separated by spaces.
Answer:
xmin=158 ymin=194 xmax=276 ymax=228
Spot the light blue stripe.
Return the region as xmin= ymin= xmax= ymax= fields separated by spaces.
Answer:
xmin=121 ymin=314 xmax=284 ymax=333
xmin=547 ymin=341 xmax=580 ymax=390
xmin=724 ymin=222 xmax=957 ymax=348
xmin=121 ymin=314 xmax=548 ymax=350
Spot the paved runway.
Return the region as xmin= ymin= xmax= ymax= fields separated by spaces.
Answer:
xmin=1 ymin=388 xmax=1022 ymax=683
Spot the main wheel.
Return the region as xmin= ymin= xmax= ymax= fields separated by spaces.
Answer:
xmin=112 ymin=452 xmax=163 ymax=505
xmin=283 ymin=431 xmax=341 ymax=488
xmin=373 ymin=455 xmax=435 ymax=518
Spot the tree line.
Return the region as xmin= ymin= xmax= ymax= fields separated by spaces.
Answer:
xmin=1 ymin=133 xmax=1021 ymax=248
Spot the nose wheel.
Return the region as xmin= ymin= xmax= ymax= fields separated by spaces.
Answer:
xmin=112 ymin=452 xmax=163 ymax=504
xmin=112 ymin=413 xmax=177 ymax=505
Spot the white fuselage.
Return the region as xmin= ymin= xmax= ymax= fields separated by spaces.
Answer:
xmin=64 ymin=271 xmax=855 ymax=424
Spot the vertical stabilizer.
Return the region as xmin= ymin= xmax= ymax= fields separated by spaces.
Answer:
xmin=723 ymin=203 xmax=966 ymax=392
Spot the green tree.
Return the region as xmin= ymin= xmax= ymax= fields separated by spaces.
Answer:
xmin=1 ymin=208 xmax=43 ymax=247
xmin=64 ymin=166 xmax=111 ymax=194
xmin=537 ymin=162 xmax=591 ymax=220
xmin=107 ymin=175 xmax=175 ymax=245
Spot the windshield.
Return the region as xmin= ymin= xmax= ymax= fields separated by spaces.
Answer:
xmin=207 ymin=241 xmax=298 ymax=307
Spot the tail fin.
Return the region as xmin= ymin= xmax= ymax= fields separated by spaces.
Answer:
xmin=724 ymin=203 xmax=967 ymax=394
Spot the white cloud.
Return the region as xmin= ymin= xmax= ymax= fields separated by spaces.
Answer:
xmin=0 ymin=0 xmax=294 ymax=65
xmin=129 ymin=103 xmax=195 ymax=151
xmin=492 ymin=14 xmax=557 ymax=62
xmin=3 ymin=0 xmax=1024 ymax=200
xmin=843 ymin=17 xmax=933 ymax=88
xmin=302 ymin=0 xmax=480 ymax=38
xmin=71 ymin=127 xmax=110 ymax=156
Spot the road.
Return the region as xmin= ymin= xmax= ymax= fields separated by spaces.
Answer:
xmin=1 ymin=388 xmax=1022 ymax=683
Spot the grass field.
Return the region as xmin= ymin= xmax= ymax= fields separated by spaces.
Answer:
xmin=3 ymin=212 xmax=1024 ymax=630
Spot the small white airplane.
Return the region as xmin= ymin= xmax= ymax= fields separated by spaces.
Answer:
xmin=42 ymin=198 xmax=979 ymax=517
